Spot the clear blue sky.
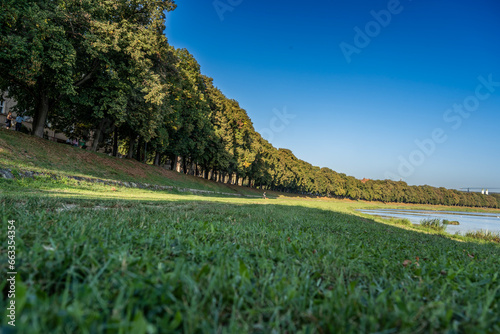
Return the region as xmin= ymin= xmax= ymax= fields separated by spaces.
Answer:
xmin=165 ymin=0 xmax=500 ymax=191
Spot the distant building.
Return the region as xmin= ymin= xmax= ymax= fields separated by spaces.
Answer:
xmin=361 ymin=178 xmax=370 ymax=184
xmin=0 ymin=91 xmax=17 ymax=115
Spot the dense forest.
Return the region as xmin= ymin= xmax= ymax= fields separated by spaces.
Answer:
xmin=1 ymin=0 xmax=498 ymax=208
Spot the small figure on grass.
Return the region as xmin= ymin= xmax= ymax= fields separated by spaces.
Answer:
xmin=263 ymin=192 xmax=267 ymax=199
xmin=79 ymin=138 xmax=87 ymax=149
xmin=15 ymin=114 xmax=24 ymax=131
xmin=5 ymin=111 xmax=13 ymax=129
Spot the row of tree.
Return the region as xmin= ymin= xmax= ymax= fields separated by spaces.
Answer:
xmin=1 ymin=0 xmax=498 ymax=208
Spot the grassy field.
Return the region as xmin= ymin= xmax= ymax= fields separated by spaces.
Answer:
xmin=1 ymin=177 xmax=499 ymax=333
xmin=0 ymin=130 xmax=268 ymax=197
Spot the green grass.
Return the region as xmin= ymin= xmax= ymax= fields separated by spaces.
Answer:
xmin=0 ymin=130 xmax=267 ymax=197
xmin=1 ymin=178 xmax=500 ymax=333
xmin=419 ymin=219 xmax=447 ymax=232
xmin=442 ymin=219 xmax=460 ymax=226
xmin=387 ymin=218 xmax=413 ymax=227
xmin=464 ymin=230 xmax=500 ymax=243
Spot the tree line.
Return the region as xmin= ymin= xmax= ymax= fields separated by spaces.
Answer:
xmin=1 ymin=0 xmax=498 ymax=208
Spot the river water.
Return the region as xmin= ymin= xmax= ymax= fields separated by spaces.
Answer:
xmin=357 ymin=209 xmax=500 ymax=234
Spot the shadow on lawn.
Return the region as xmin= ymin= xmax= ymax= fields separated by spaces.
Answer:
xmin=2 ymin=192 xmax=498 ymax=258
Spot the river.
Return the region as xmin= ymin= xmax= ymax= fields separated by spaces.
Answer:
xmin=357 ymin=209 xmax=500 ymax=234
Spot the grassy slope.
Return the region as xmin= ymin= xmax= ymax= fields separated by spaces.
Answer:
xmin=1 ymin=179 xmax=500 ymax=333
xmin=0 ymin=129 xmax=270 ymax=197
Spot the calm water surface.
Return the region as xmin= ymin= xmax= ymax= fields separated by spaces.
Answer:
xmin=357 ymin=209 xmax=500 ymax=234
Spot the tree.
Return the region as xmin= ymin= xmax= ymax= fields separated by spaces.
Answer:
xmin=0 ymin=0 xmax=176 ymax=138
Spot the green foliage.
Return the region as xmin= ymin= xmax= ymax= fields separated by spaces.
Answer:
xmin=420 ymin=219 xmax=447 ymax=232
xmin=0 ymin=0 xmax=176 ymax=138
xmin=442 ymin=219 xmax=460 ymax=225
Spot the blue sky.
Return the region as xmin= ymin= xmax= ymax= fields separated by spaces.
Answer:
xmin=165 ymin=0 xmax=500 ymax=191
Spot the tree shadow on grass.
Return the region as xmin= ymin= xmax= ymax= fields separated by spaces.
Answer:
xmin=3 ymin=192 xmax=498 ymax=263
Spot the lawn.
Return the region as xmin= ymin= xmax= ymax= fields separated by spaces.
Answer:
xmin=0 ymin=130 xmax=266 ymax=197
xmin=1 ymin=178 xmax=499 ymax=333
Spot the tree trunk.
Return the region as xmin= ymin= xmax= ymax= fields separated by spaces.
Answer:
xmin=169 ymin=154 xmax=175 ymax=171
xmin=32 ymin=94 xmax=50 ymax=138
xmin=154 ymin=152 xmax=161 ymax=166
xmin=112 ymin=130 xmax=118 ymax=157
xmin=182 ymin=157 xmax=188 ymax=174
xmin=135 ymin=137 xmax=143 ymax=161
xmin=127 ymin=135 xmax=135 ymax=159
xmin=91 ymin=118 xmax=108 ymax=152
xmin=175 ymin=156 xmax=182 ymax=173
xmin=191 ymin=162 xmax=196 ymax=176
